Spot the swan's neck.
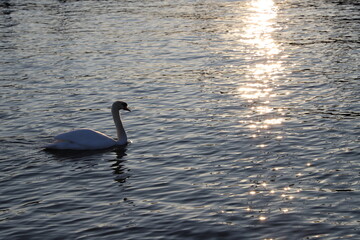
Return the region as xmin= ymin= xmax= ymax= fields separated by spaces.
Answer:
xmin=112 ymin=108 xmax=127 ymax=145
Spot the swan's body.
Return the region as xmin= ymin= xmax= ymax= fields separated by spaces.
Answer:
xmin=45 ymin=101 xmax=130 ymax=150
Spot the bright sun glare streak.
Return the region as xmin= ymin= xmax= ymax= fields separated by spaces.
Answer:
xmin=243 ymin=0 xmax=279 ymax=56
xmin=237 ymin=0 xmax=284 ymax=130
xmin=238 ymin=0 xmax=279 ymax=100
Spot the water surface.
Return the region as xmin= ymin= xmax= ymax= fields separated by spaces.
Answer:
xmin=1 ymin=0 xmax=360 ymax=239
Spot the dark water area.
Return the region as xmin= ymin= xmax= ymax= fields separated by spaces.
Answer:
xmin=1 ymin=0 xmax=359 ymax=239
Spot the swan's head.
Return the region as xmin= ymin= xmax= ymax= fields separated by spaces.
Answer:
xmin=112 ymin=101 xmax=131 ymax=112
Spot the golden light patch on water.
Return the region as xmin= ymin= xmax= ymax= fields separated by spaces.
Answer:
xmin=282 ymin=208 xmax=289 ymax=213
xmin=263 ymin=118 xmax=285 ymax=125
xmin=237 ymin=86 xmax=272 ymax=99
xmin=259 ymin=215 xmax=267 ymax=221
xmin=254 ymin=105 xmax=273 ymax=114
xmin=257 ymin=144 xmax=267 ymax=148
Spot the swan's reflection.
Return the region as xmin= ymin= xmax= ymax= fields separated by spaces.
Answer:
xmin=109 ymin=147 xmax=130 ymax=184
xmin=46 ymin=146 xmax=130 ymax=184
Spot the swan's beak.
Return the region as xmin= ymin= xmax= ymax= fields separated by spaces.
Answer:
xmin=124 ymin=107 xmax=131 ymax=112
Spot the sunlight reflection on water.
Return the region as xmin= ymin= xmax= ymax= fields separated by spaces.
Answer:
xmin=235 ymin=0 xmax=285 ymax=133
xmin=219 ymin=0 xmax=293 ymax=224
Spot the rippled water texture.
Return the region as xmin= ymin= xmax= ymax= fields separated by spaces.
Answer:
xmin=1 ymin=0 xmax=360 ymax=239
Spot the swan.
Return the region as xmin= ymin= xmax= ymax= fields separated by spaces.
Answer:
xmin=44 ymin=101 xmax=130 ymax=150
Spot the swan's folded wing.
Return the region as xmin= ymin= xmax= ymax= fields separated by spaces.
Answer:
xmin=44 ymin=141 xmax=88 ymax=150
xmin=54 ymin=129 xmax=116 ymax=149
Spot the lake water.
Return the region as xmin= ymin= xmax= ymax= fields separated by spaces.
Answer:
xmin=1 ymin=0 xmax=359 ymax=239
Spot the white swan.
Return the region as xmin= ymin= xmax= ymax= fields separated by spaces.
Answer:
xmin=45 ymin=101 xmax=130 ymax=150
